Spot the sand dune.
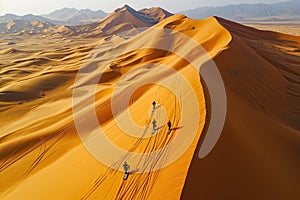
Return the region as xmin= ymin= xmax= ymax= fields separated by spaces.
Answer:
xmin=0 ymin=11 xmax=299 ymax=200
xmin=182 ymin=17 xmax=300 ymax=200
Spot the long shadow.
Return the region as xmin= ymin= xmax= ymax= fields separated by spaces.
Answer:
xmin=152 ymin=105 xmax=162 ymax=112
xmin=170 ymin=126 xmax=184 ymax=131
xmin=155 ymin=125 xmax=165 ymax=131
xmin=129 ymin=168 xmax=140 ymax=174
xmin=154 ymin=105 xmax=162 ymax=110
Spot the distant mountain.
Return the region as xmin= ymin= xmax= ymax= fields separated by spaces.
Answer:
xmin=111 ymin=5 xmax=169 ymax=27
xmin=0 ymin=14 xmax=62 ymax=24
xmin=0 ymin=19 xmax=56 ymax=34
xmin=0 ymin=5 xmax=173 ymax=36
xmin=0 ymin=8 xmax=107 ymax=26
xmin=139 ymin=7 xmax=173 ymax=22
xmin=72 ymin=5 xmax=173 ymax=37
xmin=181 ymin=0 xmax=300 ymax=21
xmin=0 ymin=14 xmax=19 ymax=23
xmin=43 ymin=7 xmax=107 ymax=25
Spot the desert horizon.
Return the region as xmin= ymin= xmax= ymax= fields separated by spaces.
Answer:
xmin=0 ymin=1 xmax=300 ymax=200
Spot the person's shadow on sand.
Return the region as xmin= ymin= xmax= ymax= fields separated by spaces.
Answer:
xmin=156 ymin=125 xmax=165 ymax=131
xmin=170 ymin=126 xmax=184 ymax=131
xmin=129 ymin=169 xmax=139 ymax=174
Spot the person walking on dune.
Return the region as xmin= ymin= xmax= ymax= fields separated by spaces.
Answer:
xmin=167 ymin=120 xmax=172 ymax=134
xmin=152 ymin=119 xmax=157 ymax=134
xmin=152 ymin=101 xmax=156 ymax=112
xmin=123 ymin=161 xmax=130 ymax=174
xmin=123 ymin=161 xmax=130 ymax=180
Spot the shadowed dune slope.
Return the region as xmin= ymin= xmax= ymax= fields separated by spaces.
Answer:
xmin=182 ymin=17 xmax=300 ymax=200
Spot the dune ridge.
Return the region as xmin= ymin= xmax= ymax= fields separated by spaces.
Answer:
xmin=182 ymin=17 xmax=300 ymax=200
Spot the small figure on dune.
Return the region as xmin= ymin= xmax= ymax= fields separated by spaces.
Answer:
xmin=123 ymin=161 xmax=130 ymax=174
xmin=152 ymin=119 xmax=157 ymax=134
xmin=123 ymin=161 xmax=130 ymax=181
xmin=167 ymin=120 xmax=172 ymax=134
xmin=152 ymin=101 xmax=156 ymax=112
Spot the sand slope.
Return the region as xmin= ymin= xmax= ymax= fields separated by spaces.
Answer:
xmin=182 ymin=17 xmax=300 ymax=200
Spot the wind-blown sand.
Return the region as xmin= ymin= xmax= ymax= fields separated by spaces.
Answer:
xmin=0 ymin=14 xmax=299 ymax=200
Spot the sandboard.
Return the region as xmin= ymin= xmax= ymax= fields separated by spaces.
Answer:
xmin=152 ymin=129 xmax=157 ymax=134
xmin=123 ymin=172 xmax=129 ymax=180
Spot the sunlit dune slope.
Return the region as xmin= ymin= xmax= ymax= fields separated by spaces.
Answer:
xmin=182 ymin=17 xmax=300 ymax=200
xmin=0 ymin=15 xmax=231 ymax=199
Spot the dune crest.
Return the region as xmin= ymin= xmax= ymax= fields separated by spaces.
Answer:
xmin=182 ymin=17 xmax=300 ymax=200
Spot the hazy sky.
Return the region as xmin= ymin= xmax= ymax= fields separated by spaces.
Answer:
xmin=0 ymin=0 xmax=289 ymax=15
